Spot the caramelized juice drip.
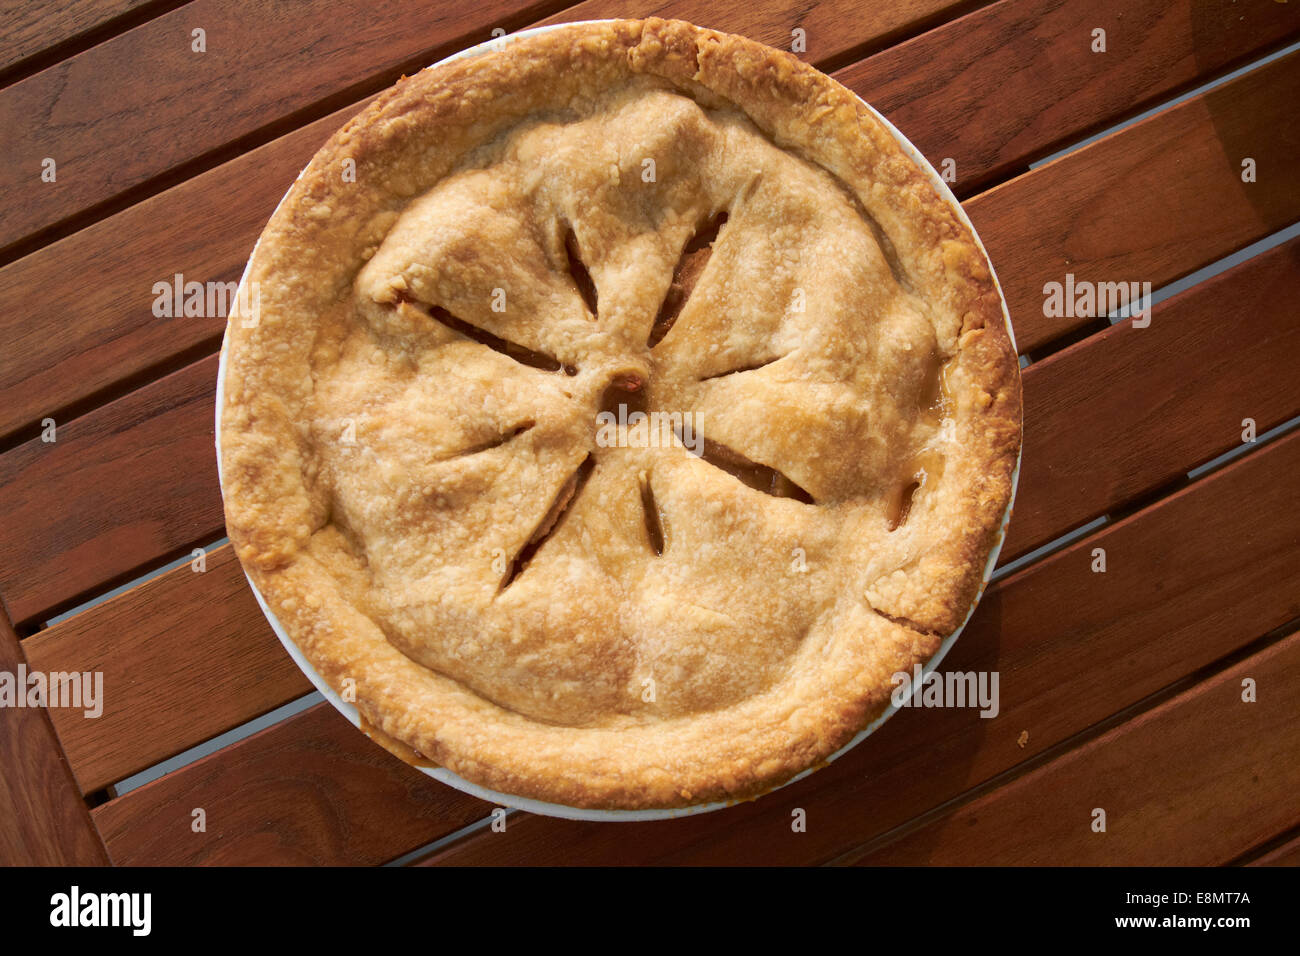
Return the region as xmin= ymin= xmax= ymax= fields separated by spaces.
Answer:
xmin=918 ymin=349 xmax=956 ymax=427
xmin=359 ymin=715 xmax=440 ymax=769
xmin=885 ymin=479 xmax=919 ymax=532
xmin=885 ymin=450 xmax=946 ymax=531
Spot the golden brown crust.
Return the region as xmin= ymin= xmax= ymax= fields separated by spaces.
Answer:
xmin=219 ymin=18 xmax=1022 ymax=810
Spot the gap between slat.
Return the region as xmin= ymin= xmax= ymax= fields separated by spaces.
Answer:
xmin=110 ymin=691 xmax=322 ymax=796
xmin=40 ymin=536 xmax=228 ymax=631
xmin=0 ymin=0 xmax=196 ymax=90
xmin=1030 ymin=38 xmax=1300 ymax=171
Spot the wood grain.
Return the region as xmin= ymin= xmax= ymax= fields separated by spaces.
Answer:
xmin=0 ymin=354 xmax=221 ymax=627
xmin=0 ymin=0 xmax=172 ymax=77
xmin=5 ymin=1 xmax=1295 ymax=445
xmin=846 ymin=632 xmax=1300 ymax=866
xmin=835 ymin=0 xmax=1300 ymax=195
xmin=0 ymin=0 xmax=575 ymax=256
xmin=969 ymin=49 xmax=1300 ymax=352
xmin=0 ymin=614 xmax=108 ymax=864
xmin=409 ymin=428 xmax=1300 ymax=864
xmin=91 ymin=702 xmax=489 ymax=865
xmin=29 ymin=240 xmax=1300 ymax=792
xmin=24 ymin=545 xmax=313 ymax=793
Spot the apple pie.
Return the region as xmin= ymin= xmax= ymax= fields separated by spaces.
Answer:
xmin=218 ymin=18 xmax=1022 ymax=810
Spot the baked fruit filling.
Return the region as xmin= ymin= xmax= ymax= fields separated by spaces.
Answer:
xmin=220 ymin=19 xmax=1021 ymax=809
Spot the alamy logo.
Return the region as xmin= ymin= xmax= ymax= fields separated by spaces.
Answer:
xmin=50 ymin=886 xmax=151 ymax=936
xmin=595 ymin=404 xmax=703 ymax=455
xmin=0 ymin=666 xmax=102 ymax=718
xmin=1042 ymin=273 xmax=1151 ymax=326
xmin=152 ymin=272 xmax=260 ymax=320
xmin=891 ymin=664 xmax=999 ymax=718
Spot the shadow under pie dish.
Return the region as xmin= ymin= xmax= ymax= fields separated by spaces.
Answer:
xmin=217 ymin=18 xmax=1022 ymax=814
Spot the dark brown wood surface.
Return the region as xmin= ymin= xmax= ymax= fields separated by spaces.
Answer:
xmin=0 ymin=615 xmax=108 ymax=864
xmin=0 ymin=354 xmax=220 ymax=627
xmin=968 ymin=47 xmax=1300 ymax=352
xmin=846 ymin=631 xmax=1300 ymax=866
xmin=0 ymin=0 xmax=168 ymax=77
xmin=1248 ymin=834 xmax=1300 ymax=867
xmin=91 ymin=703 xmax=489 ymax=865
xmin=1003 ymin=237 xmax=1300 ymax=559
xmin=0 ymin=0 xmax=579 ymax=257
xmin=836 ymin=0 xmax=1300 ymax=195
xmin=0 ymin=109 xmax=348 ymax=444
xmin=1 ymin=0 xmax=1296 ymax=866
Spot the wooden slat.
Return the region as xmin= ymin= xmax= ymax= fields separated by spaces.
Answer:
xmin=0 ymin=615 xmax=108 ymax=864
xmin=419 ymin=429 xmax=1300 ymax=864
xmin=30 ymin=235 xmax=1300 ymax=795
xmin=1247 ymin=833 xmax=1300 ymax=867
xmin=0 ymin=0 xmax=573 ymax=256
xmin=835 ymin=0 xmax=1300 ymax=195
xmin=30 ymin=543 xmax=287 ymax=790
xmin=0 ymin=354 xmax=220 ymax=626
xmin=970 ymin=48 xmax=1300 ymax=352
xmin=90 ymin=702 xmax=489 ymax=865
xmin=847 ymin=632 xmax=1300 ymax=865
xmin=0 ymin=104 xmax=358 ymax=443
xmin=0 ymin=0 xmax=171 ymax=76
xmin=6 ymin=0 xmax=1295 ymax=445
xmin=24 ymin=545 xmax=312 ymax=793
xmin=1003 ymin=236 xmax=1300 ymax=559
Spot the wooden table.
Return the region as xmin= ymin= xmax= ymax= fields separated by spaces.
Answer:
xmin=2 ymin=0 xmax=1298 ymax=867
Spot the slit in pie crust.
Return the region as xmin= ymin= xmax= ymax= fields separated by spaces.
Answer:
xmin=219 ymin=18 xmax=1022 ymax=810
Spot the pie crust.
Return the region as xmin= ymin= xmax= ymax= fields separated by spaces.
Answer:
xmin=219 ymin=18 xmax=1022 ymax=810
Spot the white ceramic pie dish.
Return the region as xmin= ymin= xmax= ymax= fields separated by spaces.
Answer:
xmin=215 ymin=21 xmax=1021 ymax=823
